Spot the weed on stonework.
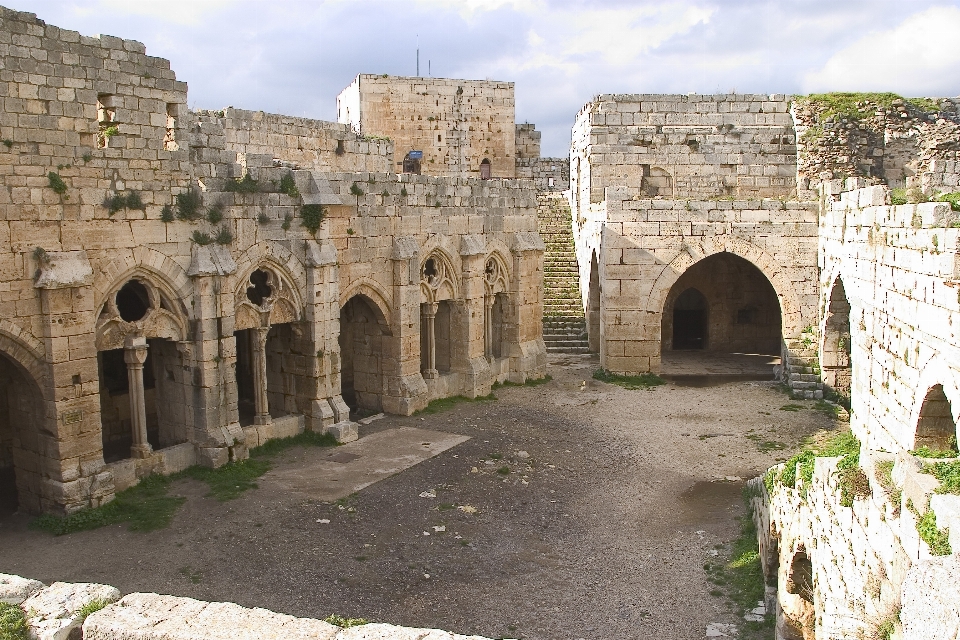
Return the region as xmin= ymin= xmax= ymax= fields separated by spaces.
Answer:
xmin=324 ymin=614 xmax=369 ymax=627
xmin=592 ymin=369 xmax=665 ymax=390
xmin=491 ymin=374 xmax=552 ymax=389
xmin=704 ymin=490 xmax=774 ymax=638
xmin=0 ymin=602 xmax=28 ymax=640
xmin=414 ymin=394 xmax=496 ymax=415
xmin=76 ymin=598 xmax=112 ymax=622
xmin=31 ymin=474 xmax=186 ymax=536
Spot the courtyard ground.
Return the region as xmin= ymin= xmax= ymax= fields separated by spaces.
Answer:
xmin=0 ymin=354 xmax=835 ymax=640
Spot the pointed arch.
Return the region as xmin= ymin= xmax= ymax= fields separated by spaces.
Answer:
xmin=339 ymin=278 xmax=393 ymax=332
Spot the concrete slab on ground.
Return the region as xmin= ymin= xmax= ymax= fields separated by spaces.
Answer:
xmin=258 ymin=427 xmax=470 ymax=502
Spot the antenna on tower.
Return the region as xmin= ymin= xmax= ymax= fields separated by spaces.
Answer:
xmin=416 ymin=34 xmax=420 ymax=77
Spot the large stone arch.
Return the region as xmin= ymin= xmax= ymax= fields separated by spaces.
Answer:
xmin=0 ymin=323 xmax=46 ymax=390
xmin=646 ymin=236 xmax=803 ymax=337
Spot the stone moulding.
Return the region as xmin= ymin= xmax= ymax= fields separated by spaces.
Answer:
xmin=34 ymin=250 xmax=94 ymax=289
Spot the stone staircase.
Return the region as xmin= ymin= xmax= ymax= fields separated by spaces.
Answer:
xmin=537 ymin=194 xmax=591 ymax=354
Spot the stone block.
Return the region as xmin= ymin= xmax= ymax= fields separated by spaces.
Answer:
xmin=24 ymin=581 xmax=120 ymax=640
xmin=326 ymin=421 xmax=358 ymax=444
xmin=0 ymin=573 xmax=44 ymax=605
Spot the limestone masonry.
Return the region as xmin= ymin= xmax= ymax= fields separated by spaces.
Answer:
xmin=3 ymin=4 xmax=960 ymax=640
xmin=0 ymin=6 xmax=545 ymax=517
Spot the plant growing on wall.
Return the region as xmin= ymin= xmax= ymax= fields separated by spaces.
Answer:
xmin=47 ymin=171 xmax=68 ymax=197
xmin=176 ymin=189 xmax=202 ymax=221
xmin=215 ymin=227 xmax=233 ymax=245
xmin=278 ymin=172 xmax=299 ymax=198
xmin=349 ymin=182 xmax=364 ymax=208
xmin=191 ymin=231 xmax=213 ymax=245
xmin=160 ymin=205 xmax=174 ymax=223
xmin=300 ymin=204 xmax=326 ymax=235
xmin=125 ymin=191 xmax=145 ymax=211
xmin=223 ymin=174 xmax=259 ymax=193
xmin=206 ymin=202 xmax=224 ymax=224
xmin=103 ymin=193 xmax=125 ymax=215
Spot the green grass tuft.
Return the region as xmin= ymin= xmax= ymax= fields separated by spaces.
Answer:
xmin=31 ymin=474 xmax=185 ymax=535
xmin=76 ymin=598 xmax=112 ymax=622
xmin=0 ymin=602 xmax=28 ymax=640
xmin=491 ymin=374 xmax=552 ymax=389
xmin=916 ymin=509 xmax=952 ymax=556
xmin=923 ymin=459 xmax=960 ymax=495
xmin=324 ymin=614 xmax=369 ymax=627
xmin=414 ymin=394 xmax=496 ymax=415
xmin=592 ymin=369 xmax=665 ymax=390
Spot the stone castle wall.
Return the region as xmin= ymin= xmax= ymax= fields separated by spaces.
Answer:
xmin=0 ymin=6 xmax=544 ymax=515
xmin=570 ymin=94 xmax=799 ymax=217
xmin=337 ymin=75 xmax=516 ymax=179
xmin=572 ymin=188 xmax=818 ymax=376
xmin=819 ymin=183 xmax=960 ymax=452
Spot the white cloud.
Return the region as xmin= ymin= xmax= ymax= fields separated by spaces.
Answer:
xmin=802 ymin=5 xmax=960 ymax=96
xmin=92 ymin=0 xmax=240 ymax=25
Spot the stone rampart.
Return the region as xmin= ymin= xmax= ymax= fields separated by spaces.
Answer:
xmin=752 ymin=447 xmax=960 ymax=640
xmin=819 ymin=183 xmax=960 ymax=451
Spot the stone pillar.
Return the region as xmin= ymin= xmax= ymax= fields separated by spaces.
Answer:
xmin=384 ymin=236 xmax=428 ymax=415
xmin=35 ymin=249 xmax=115 ymax=514
xmin=458 ymin=234 xmax=492 ymax=395
xmin=422 ymin=302 xmax=438 ymax=379
xmin=484 ymin=294 xmax=494 ymax=361
xmin=123 ymin=336 xmax=152 ymax=458
xmin=252 ymin=326 xmax=271 ymax=426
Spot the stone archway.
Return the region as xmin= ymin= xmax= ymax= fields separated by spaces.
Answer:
xmin=340 ymin=294 xmax=391 ymax=413
xmin=0 ymin=351 xmax=47 ymax=514
xmin=821 ymin=278 xmax=852 ymax=403
xmin=587 ymin=251 xmax=601 ymax=352
xmin=661 ymin=252 xmax=782 ymax=356
xmin=914 ymin=385 xmax=958 ymax=453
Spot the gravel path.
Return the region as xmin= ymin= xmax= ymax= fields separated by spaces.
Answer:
xmin=0 ymin=354 xmax=834 ymax=639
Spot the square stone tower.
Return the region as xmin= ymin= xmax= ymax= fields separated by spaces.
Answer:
xmin=337 ymin=74 xmax=516 ymax=179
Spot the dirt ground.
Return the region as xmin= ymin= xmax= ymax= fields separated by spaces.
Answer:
xmin=0 ymin=354 xmax=835 ymax=640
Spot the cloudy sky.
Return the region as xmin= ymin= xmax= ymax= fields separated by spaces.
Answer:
xmin=9 ymin=0 xmax=960 ymax=155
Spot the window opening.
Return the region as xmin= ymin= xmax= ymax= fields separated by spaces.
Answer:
xmin=164 ymin=103 xmax=178 ymax=151
xmin=480 ymin=158 xmax=491 ymax=180
xmin=246 ymin=270 xmax=273 ymax=306
xmin=116 ymin=280 xmax=150 ymax=322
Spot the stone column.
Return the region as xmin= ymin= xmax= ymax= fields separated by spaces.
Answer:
xmin=252 ymin=326 xmax=271 ymax=426
xmin=422 ymin=303 xmax=438 ymax=379
xmin=484 ymin=294 xmax=494 ymax=361
xmin=124 ymin=336 xmax=152 ymax=459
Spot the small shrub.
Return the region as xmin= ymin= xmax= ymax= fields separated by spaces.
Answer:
xmin=282 ymin=214 xmax=292 ymax=231
xmin=381 ymin=189 xmax=389 ymax=197
xmin=0 ymin=602 xmax=28 ymax=640
xmin=102 ymin=125 xmax=119 ymax=138
xmin=592 ymin=369 xmax=665 ymax=390
xmin=47 ymin=171 xmax=68 ymax=195
xmin=278 ymin=172 xmax=299 ymax=198
xmin=890 ymin=188 xmax=908 ymax=206
xmin=346 ymin=228 xmax=355 ymax=235
xmin=916 ymin=509 xmax=952 ymax=555
xmin=223 ymin=174 xmax=259 ymax=193
xmin=215 ymin=227 xmax=233 ymax=245
xmin=206 ymin=203 xmax=224 ymax=224
xmin=160 ymin=205 xmax=174 ymax=223
xmin=82 ymin=152 xmax=92 ymax=163
xmin=176 ymin=189 xmax=202 ymax=221
xmin=2 ymin=139 xmax=13 ymax=149
xmin=350 ymin=182 xmax=364 ymax=198
xmin=191 ymin=231 xmax=213 ymax=246
xmin=400 ymin=187 xmax=408 ymax=197
xmin=102 ymin=193 xmax=125 ymax=215
xmin=934 ymin=192 xmax=960 ymax=212
xmin=923 ymin=459 xmax=960 ymax=495
xmin=300 ymin=204 xmax=326 ymax=235
xmin=124 ymin=191 xmax=145 ymax=211
xmin=257 ymin=212 xmax=270 ymax=225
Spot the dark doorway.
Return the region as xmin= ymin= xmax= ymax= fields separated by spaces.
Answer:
xmin=673 ymin=288 xmax=708 ymax=350
xmin=480 ymin=158 xmax=491 ymax=180
xmin=340 ymin=295 xmax=389 ymax=413
xmin=403 ymin=152 xmax=422 ymax=175
xmin=0 ymin=353 xmax=46 ymax=514
xmin=234 ymin=329 xmax=256 ymax=426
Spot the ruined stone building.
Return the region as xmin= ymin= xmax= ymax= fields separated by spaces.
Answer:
xmin=0 ymin=6 xmax=545 ymax=516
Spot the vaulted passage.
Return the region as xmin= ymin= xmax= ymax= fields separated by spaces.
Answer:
xmin=340 ymin=295 xmax=389 ymax=413
xmin=0 ymin=353 xmax=45 ymax=514
xmin=661 ymin=252 xmax=782 ymax=355
xmin=915 ymin=385 xmax=958 ymax=453
xmin=821 ymin=279 xmax=852 ymax=401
